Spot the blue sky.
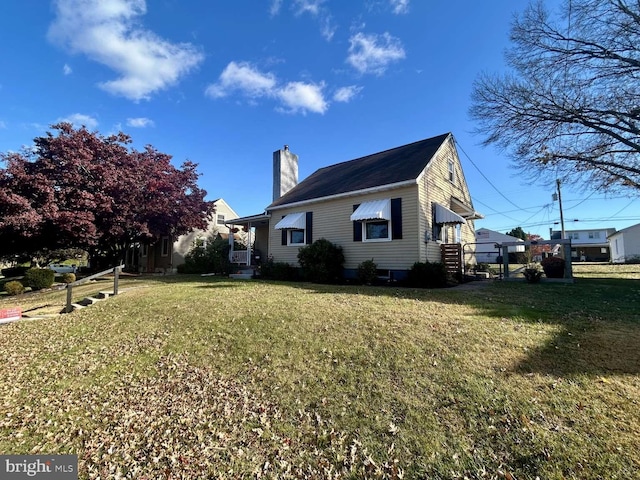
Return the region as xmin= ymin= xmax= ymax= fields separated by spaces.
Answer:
xmin=1 ymin=0 xmax=639 ymax=238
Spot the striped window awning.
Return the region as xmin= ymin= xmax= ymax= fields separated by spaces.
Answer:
xmin=434 ymin=203 xmax=466 ymax=224
xmin=274 ymin=212 xmax=306 ymax=229
xmin=350 ymin=199 xmax=391 ymax=221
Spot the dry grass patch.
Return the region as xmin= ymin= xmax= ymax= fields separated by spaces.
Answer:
xmin=0 ymin=272 xmax=639 ymax=479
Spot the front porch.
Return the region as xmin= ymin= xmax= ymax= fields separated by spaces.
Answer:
xmin=225 ymin=212 xmax=271 ymax=269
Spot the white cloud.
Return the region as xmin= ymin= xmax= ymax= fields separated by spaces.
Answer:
xmin=48 ymin=0 xmax=204 ymax=101
xmin=293 ymin=0 xmax=326 ymax=16
xmin=346 ymin=32 xmax=406 ymax=75
xmin=0 ymin=120 xmax=7 ymax=129
xmin=205 ymin=61 xmax=328 ymax=115
xmin=289 ymin=0 xmax=335 ymax=41
xmin=270 ymin=0 xmax=283 ymax=16
xmin=63 ymin=63 xmax=72 ymax=75
xmin=333 ymin=85 xmax=362 ymax=103
xmin=58 ymin=113 xmax=99 ymax=130
xmin=277 ymin=81 xmax=327 ymax=114
xmin=205 ymin=62 xmax=277 ymax=99
xmin=390 ymin=0 xmax=409 ymax=14
xmin=320 ymin=15 xmax=337 ymax=41
xmin=126 ymin=117 xmax=154 ymax=128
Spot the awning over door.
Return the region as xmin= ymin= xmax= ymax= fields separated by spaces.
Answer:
xmin=450 ymin=197 xmax=484 ymax=220
xmin=434 ymin=203 xmax=466 ymax=224
xmin=350 ymin=199 xmax=391 ymax=221
xmin=274 ymin=212 xmax=306 ymax=229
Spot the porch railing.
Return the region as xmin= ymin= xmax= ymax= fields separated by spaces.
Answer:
xmin=230 ymin=250 xmax=249 ymax=264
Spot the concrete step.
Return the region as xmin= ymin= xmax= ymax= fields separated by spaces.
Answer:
xmin=229 ymin=273 xmax=254 ymax=280
xmin=81 ymin=297 xmax=102 ymax=306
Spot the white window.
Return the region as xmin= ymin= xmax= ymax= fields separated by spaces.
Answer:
xmin=161 ymin=236 xmax=170 ymax=257
xmin=141 ymin=244 xmax=148 ymax=257
xmin=363 ymin=219 xmax=391 ymax=242
xmin=588 ymin=231 xmax=600 ymax=239
xmin=289 ymin=229 xmax=305 ymax=245
xmin=448 ymin=159 xmax=455 ymax=184
xmin=275 ymin=212 xmax=308 ymax=246
xmin=217 ymin=214 xmax=225 ymax=225
xmin=601 ymin=247 xmax=607 ymax=254
xmin=571 ymin=232 xmax=580 ymax=240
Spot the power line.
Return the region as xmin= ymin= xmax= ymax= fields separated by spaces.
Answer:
xmin=454 ymin=138 xmax=537 ymax=213
xmin=608 ymin=199 xmax=636 ymax=218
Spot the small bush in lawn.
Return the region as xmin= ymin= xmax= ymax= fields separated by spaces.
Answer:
xmin=406 ymin=261 xmax=448 ymax=288
xmin=523 ymin=263 xmax=543 ymax=283
xmin=23 ymin=268 xmax=55 ymax=290
xmin=357 ymin=259 xmax=378 ymax=285
xmin=297 ymin=238 xmax=345 ymax=284
xmin=4 ymin=280 xmax=25 ymax=296
xmin=541 ymin=256 xmax=565 ymax=278
xmin=60 ymin=272 xmax=76 ymax=284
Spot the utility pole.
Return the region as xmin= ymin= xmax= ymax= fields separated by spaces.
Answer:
xmin=556 ymin=179 xmax=566 ymax=239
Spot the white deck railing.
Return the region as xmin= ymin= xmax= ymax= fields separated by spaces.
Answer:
xmin=230 ymin=250 xmax=249 ymax=264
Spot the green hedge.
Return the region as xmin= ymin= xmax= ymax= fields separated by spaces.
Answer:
xmin=23 ymin=268 xmax=55 ymax=290
xmin=297 ymin=239 xmax=345 ymax=284
xmin=406 ymin=261 xmax=448 ymax=288
xmin=1 ymin=266 xmax=29 ymax=278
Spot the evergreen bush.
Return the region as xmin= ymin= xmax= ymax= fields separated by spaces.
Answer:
xmin=23 ymin=268 xmax=55 ymax=290
xmin=297 ymin=239 xmax=345 ymax=284
xmin=181 ymin=235 xmax=232 ymax=275
xmin=260 ymin=257 xmax=297 ymax=281
xmin=357 ymin=259 xmax=378 ymax=285
xmin=406 ymin=261 xmax=448 ymax=288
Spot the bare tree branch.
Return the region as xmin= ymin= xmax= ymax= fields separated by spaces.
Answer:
xmin=471 ymin=0 xmax=640 ymax=194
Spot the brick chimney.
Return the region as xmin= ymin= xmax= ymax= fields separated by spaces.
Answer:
xmin=273 ymin=145 xmax=298 ymax=201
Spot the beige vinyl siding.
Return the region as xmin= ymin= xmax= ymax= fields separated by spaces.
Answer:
xmin=269 ymin=185 xmax=420 ymax=270
xmin=418 ymin=137 xmax=477 ymax=263
xmin=172 ymin=199 xmax=239 ymax=268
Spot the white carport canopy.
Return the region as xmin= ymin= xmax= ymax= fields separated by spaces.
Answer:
xmin=350 ymin=199 xmax=391 ymax=221
xmin=434 ymin=203 xmax=466 ymax=224
xmin=274 ymin=212 xmax=306 ymax=229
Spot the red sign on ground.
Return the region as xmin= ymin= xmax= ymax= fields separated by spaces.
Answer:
xmin=0 ymin=307 xmax=22 ymax=322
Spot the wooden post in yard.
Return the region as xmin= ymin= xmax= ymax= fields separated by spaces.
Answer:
xmin=66 ymin=285 xmax=73 ymax=313
xmin=114 ymin=265 xmax=120 ymax=295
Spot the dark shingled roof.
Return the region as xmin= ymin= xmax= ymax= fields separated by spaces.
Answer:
xmin=268 ymin=133 xmax=451 ymax=208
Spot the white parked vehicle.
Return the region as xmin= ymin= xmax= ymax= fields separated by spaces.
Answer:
xmin=48 ymin=264 xmax=77 ymax=274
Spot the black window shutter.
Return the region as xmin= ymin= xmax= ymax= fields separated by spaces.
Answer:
xmin=353 ymin=205 xmax=362 ymax=242
xmin=305 ymin=212 xmax=313 ymax=244
xmin=391 ymin=198 xmax=402 ymax=240
xmin=281 ymin=216 xmax=287 ymax=245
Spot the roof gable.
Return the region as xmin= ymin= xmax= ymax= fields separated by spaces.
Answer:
xmin=268 ymin=133 xmax=451 ymax=208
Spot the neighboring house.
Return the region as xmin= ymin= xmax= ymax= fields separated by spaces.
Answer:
xmin=227 ymin=133 xmax=482 ymax=280
xmin=128 ymin=198 xmax=239 ymax=273
xmin=549 ymin=227 xmax=616 ymax=262
xmin=608 ymin=223 xmax=640 ymax=263
xmin=475 ymin=228 xmax=525 ymax=264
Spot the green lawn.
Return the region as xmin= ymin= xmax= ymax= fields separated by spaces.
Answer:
xmin=0 ymin=264 xmax=638 ymax=479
